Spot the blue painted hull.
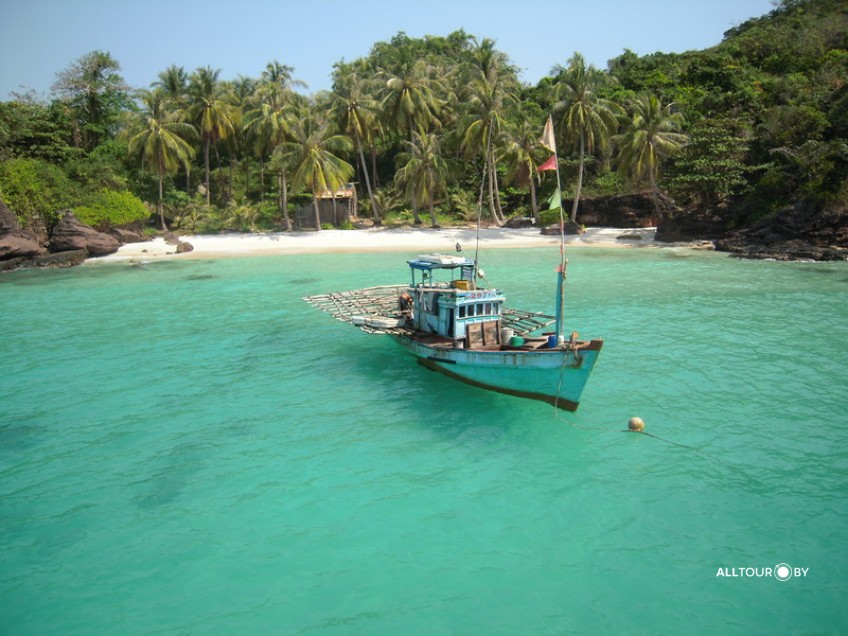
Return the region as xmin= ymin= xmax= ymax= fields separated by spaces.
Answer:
xmin=393 ymin=335 xmax=602 ymax=411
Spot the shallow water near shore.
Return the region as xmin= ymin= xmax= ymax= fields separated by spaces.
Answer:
xmin=2 ymin=247 xmax=847 ymax=634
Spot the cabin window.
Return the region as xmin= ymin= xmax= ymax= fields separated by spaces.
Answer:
xmin=484 ymin=302 xmax=491 ymax=315
xmin=459 ymin=306 xmax=466 ymax=318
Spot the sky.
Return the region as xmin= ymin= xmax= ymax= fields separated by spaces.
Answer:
xmin=0 ymin=0 xmax=777 ymax=100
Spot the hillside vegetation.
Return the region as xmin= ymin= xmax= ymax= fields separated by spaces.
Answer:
xmin=0 ymin=0 xmax=845 ymax=236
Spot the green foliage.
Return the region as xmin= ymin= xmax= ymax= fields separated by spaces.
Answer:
xmin=2 ymin=0 xmax=845 ymax=240
xmin=584 ymin=171 xmax=626 ymax=197
xmin=670 ymin=117 xmax=755 ymax=206
xmin=0 ymin=100 xmax=77 ymax=162
xmin=0 ymin=157 xmax=76 ymax=228
xmin=52 ymin=50 xmax=131 ymax=151
xmin=73 ymin=189 xmax=150 ymax=230
xmin=538 ymin=206 xmax=564 ymax=227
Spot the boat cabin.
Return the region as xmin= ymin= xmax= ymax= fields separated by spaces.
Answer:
xmin=405 ymin=254 xmax=507 ymax=349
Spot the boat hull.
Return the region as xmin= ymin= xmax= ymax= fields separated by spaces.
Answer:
xmin=392 ymin=336 xmax=602 ymax=411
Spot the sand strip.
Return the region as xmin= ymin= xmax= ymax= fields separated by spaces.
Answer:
xmin=90 ymin=226 xmax=667 ymax=263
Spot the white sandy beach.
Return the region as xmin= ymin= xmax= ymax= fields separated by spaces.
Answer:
xmin=92 ymin=226 xmax=678 ymax=263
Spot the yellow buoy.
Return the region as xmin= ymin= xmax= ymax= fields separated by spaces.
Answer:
xmin=628 ymin=417 xmax=645 ymax=432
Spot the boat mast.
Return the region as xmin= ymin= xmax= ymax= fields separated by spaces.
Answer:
xmin=543 ymin=114 xmax=567 ymax=346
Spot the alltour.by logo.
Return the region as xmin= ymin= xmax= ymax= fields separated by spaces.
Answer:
xmin=716 ymin=563 xmax=809 ymax=581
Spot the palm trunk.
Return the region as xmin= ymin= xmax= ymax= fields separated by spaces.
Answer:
xmin=370 ymin=145 xmax=379 ymax=189
xmin=570 ymin=132 xmax=585 ymax=223
xmin=312 ymin=188 xmax=322 ymax=231
xmin=429 ymin=196 xmax=438 ymax=228
xmin=259 ymin=158 xmax=265 ymax=197
xmin=228 ymin=158 xmax=234 ymax=203
xmin=486 ymin=152 xmax=504 ymax=225
xmin=277 ymin=170 xmax=283 ymax=226
xmin=530 ymin=172 xmax=539 ymax=223
xmin=281 ymin=172 xmax=291 ymax=231
xmin=408 ymin=120 xmax=423 ymax=225
xmin=649 ymin=171 xmax=662 ymax=220
xmin=356 ymin=130 xmax=380 ymax=224
xmin=203 ymin=137 xmax=211 ymax=205
xmin=492 ymin=157 xmax=505 ymax=225
xmin=158 ymin=168 xmax=167 ymax=231
xmin=244 ymin=159 xmax=250 ymax=203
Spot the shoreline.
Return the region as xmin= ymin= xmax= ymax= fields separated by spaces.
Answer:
xmin=90 ymin=227 xmax=699 ymax=263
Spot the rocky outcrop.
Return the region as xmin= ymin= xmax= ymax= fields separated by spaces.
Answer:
xmin=48 ymin=211 xmax=121 ymax=256
xmin=541 ymin=220 xmax=585 ymax=235
xmin=0 ymin=200 xmax=46 ymax=260
xmin=655 ymin=206 xmax=739 ymax=242
xmin=108 ymin=227 xmax=145 ymax=244
xmin=714 ymin=202 xmax=848 ymax=261
xmin=164 ymin=231 xmax=193 ymax=254
xmin=568 ymin=192 xmax=674 ymax=228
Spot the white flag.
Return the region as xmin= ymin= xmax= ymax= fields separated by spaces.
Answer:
xmin=540 ymin=115 xmax=556 ymax=154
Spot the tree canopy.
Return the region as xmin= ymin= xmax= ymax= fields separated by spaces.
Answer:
xmin=1 ymin=0 xmax=845 ymax=234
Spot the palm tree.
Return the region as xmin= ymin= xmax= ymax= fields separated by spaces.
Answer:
xmin=551 ymin=53 xmax=622 ymax=222
xmin=261 ymin=61 xmax=307 ymax=96
xmin=223 ymin=75 xmax=256 ymax=203
xmin=276 ymin=112 xmax=354 ymax=231
xmin=154 ymin=65 xmax=189 ymax=108
xmin=330 ymin=63 xmax=383 ymax=224
xmin=615 ymin=92 xmax=688 ymax=216
xmin=123 ymin=89 xmax=197 ymax=229
xmin=186 ymin=67 xmax=239 ymax=205
xmin=500 ymin=118 xmax=547 ymax=223
xmin=395 ymin=131 xmax=451 ymax=228
xmin=244 ymin=63 xmax=305 ymax=230
xmin=381 ymin=55 xmax=445 ymax=224
xmin=457 ymin=38 xmax=519 ymax=226
xmin=154 ymin=65 xmax=192 ymax=193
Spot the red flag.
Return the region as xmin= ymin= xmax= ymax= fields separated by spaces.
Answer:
xmin=537 ymin=155 xmax=557 ymax=172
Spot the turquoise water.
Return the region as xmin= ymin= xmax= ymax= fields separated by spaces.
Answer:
xmin=2 ymin=247 xmax=847 ymax=635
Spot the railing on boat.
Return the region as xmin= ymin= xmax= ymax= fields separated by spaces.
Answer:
xmin=304 ymin=285 xmax=558 ymax=337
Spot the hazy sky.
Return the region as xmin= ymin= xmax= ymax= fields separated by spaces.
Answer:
xmin=0 ymin=0 xmax=776 ymax=99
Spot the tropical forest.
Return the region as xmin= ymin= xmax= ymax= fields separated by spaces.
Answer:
xmin=1 ymin=0 xmax=846 ymax=260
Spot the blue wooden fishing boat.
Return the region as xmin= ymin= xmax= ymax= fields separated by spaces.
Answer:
xmin=304 ymin=252 xmax=602 ymax=410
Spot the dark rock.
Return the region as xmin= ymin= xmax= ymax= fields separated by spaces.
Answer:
xmin=567 ymin=192 xmax=674 ymax=228
xmin=617 ymin=233 xmax=643 ymax=240
xmin=541 ymin=221 xmax=584 ymax=235
xmin=504 ymin=216 xmax=535 ymax=229
xmin=108 ymin=227 xmax=145 ymax=244
xmin=32 ymin=249 xmax=89 ymax=268
xmin=175 ymin=241 xmax=194 ymax=253
xmin=564 ymin=220 xmax=584 ymax=235
xmin=0 ymin=231 xmax=44 ymax=260
xmin=0 ymin=249 xmax=89 ymax=272
xmin=0 ymin=199 xmax=46 ymax=260
xmin=655 ymin=206 xmax=738 ymax=242
xmin=0 ymin=256 xmax=29 ymax=271
xmin=0 ymin=199 xmax=21 ymax=232
xmin=48 ymin=211 xmax=121 ymax=256
xmin=714 ymin=201 xmax=848 ymax=261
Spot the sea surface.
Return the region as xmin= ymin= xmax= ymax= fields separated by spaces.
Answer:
xmin=1 ymin=246 xmax=847 ymax=635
